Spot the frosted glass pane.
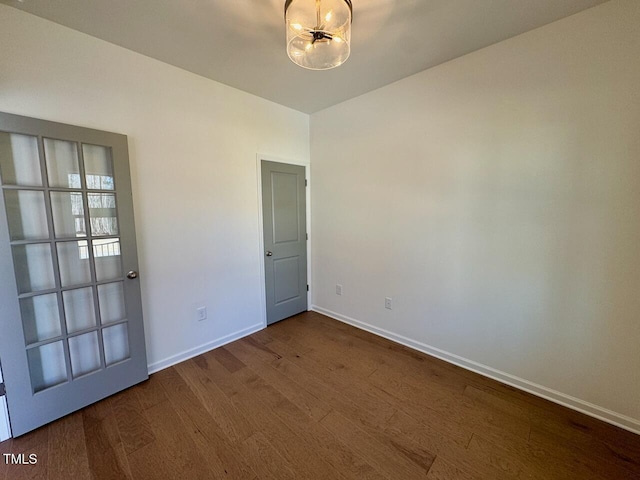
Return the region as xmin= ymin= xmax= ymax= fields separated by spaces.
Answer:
xmin=0 ymin=133 xmax=42 ymax=186
xmin=50 ymin=191 xmax=86 ymax=238
xmin=20 ymin=294 xmax=61 ymax=345
xmin=57 ymin=241 xmax=92 ymax=287
xmin=69 ymin=331 xmax=101 ymax=377
xmin=94 ymin=238 xmax=122 ymax=281
xmin=3 ymin=190 xmax=49 ymax=241
xmin=83 ymin=144 xmax=114 ymax=190
xmin=98 ymin=282 xmax=126 ymax=325
xmin=88 ymin=193 xmax=118 ymax=236
xmin=63 ymin=287 xmax=96 ymax=334
xmin=27 ymin=341 xmax=67 ymax=393
xmin=103 ymin=323 xmax=129 ymax=366
xmin=12 ymin=243 xmax=56 ymax=294
xmin=44 ymin=138 xmax=81 ymax=188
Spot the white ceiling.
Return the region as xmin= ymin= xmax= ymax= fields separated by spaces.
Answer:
xmin=2 ymin=0 xmax=608 ymax=113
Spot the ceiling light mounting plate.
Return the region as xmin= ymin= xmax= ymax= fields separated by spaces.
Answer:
xmin=284 ymin=0 xmax=353 ymax=21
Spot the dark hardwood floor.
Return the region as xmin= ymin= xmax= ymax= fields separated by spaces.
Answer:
xmin=2 ymin=311 xmax=639 ymax=479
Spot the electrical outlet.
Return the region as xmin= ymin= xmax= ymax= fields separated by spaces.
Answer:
xmin=336 ymin=284 xmax=343 ymax=295
xmin=385 ymin=297 xmax=393 ymax=310
xmin=196 ymin=306 xmax=207 ymax=321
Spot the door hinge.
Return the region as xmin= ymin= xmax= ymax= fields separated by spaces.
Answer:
xmin=0 ymin=383 xmax=5 ymax=397
xmin=305 ymin=179 xmax=308 ymax=187
xmin=307 ymin=284 xmax=309 ymax=292
xmin=306 ymin=233 xmax=308 ymax=240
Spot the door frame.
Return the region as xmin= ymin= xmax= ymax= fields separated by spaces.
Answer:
xmin=255 ymin=154 xmax=311 ymax=328
xmin=0 ymin=364 xmax=10 ymax=441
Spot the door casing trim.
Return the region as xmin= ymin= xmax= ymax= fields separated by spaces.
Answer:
xmin=0 ymin=365 xmax=10 ymax=441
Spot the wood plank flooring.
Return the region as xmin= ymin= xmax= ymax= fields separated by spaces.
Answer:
xmin=1 ymin=311 xmax=639 ymax=479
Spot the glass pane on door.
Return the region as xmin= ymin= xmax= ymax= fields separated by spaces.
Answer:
xmin=50 ymin=191 xmax=86 ymax=238
xmin=83 ymin=144 xmax=114 ymax=190
xmin=98 ymin=282 xmax=126 ymax=325
xmin=69 ymin=331 xmax=101 ymax=377
xmin=20 ymin=293 xmax=62 ymax=345
xmin=57 ymin=241 xmax=92 ymax=287
xmin=12 ymin=243 xmax=56 ymax=294
xmin=88 ymin=193 xmax=118 ymax=236
xmin=103 ymin=323 xmax=129 ymax=366
xmin=27 ymin=341 xmax=67 ymax=393
xmin=0 ymin=133 xmax=42 ymax=187
xmin=3 ymin=190 xmax=49 ymax=241
xmin=63 ymin=287 xmax=97 ymax=334
xmin=94 ymin=239 xmax=123 ymax=281
xmin=44 ymin=138 xmax=81 ymax=189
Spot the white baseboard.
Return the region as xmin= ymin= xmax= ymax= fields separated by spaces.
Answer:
xmin=0 ymin=323 xmax=264 ymax=442
xmin=147 ymin=322 xmax=264 ymax=375
xmin=311 ymin=305 xmax=640 ymax=436
xmin=0 ymin=396 xmax=10 ymax=442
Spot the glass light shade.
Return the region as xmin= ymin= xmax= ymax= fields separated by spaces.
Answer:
xmin=285 ymin=0 xmax=352 ymax=70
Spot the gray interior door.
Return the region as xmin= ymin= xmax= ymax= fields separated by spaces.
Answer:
xmin=261 ymin=161 xmax=308 ymax=325
xmin=0 ymin=112 xmax=148 ymax=437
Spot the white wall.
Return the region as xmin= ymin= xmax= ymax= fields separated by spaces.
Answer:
xmin=0 ymin=4 xmax=310 ymax=379
xmin=311 ymin=0 xmax=640 ymax=431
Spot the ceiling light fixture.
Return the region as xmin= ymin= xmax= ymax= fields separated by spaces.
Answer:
xmin=285 ymin=0 xmax=352 ymax=70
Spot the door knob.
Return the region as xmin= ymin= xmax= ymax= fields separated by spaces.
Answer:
xmin=126 ymin=270 xmax=139 ymax=279
xmin=266 ymin=251 xmax=273 ymax=257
